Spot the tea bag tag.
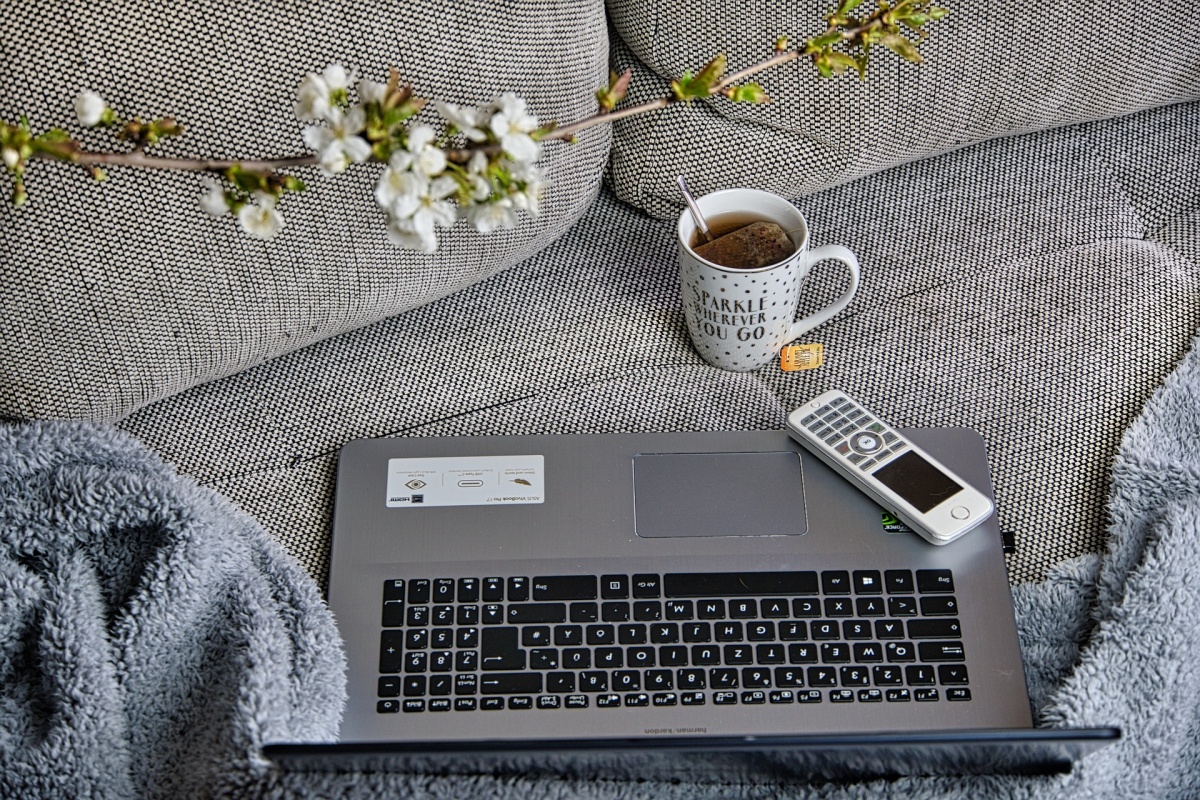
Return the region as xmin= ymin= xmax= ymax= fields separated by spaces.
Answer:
xmin=780 ymin=343 xmax=824 ymax=372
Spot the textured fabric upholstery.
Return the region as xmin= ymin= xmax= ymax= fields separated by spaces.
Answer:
xmin=0 ymin=0 xmax=610 ymax=422
xmin=116 ymin=101 xmax=1200 ymax=589
xmin=605 ymin=0 xmax=1200 ymax=218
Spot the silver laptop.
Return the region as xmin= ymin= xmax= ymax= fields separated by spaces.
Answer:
xmin=266 ymin=428 xmax=1118 ymax=778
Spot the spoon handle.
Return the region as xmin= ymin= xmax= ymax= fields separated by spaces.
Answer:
xmin=677 ymin=176 xmax=712 ymax=244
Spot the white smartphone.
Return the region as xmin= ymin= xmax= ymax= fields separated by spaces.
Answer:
xmin=786 ymin=390 xmax=995 ymax=545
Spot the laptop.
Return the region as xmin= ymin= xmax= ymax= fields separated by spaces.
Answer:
xmin=265 ymin=427 xmax=1118 ymax=779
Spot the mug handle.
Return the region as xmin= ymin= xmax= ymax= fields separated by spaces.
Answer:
xmin=789 ymin=244 xmax=860 ymax=340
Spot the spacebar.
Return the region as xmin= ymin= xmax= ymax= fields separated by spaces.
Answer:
xmin=664 ymin=571 xmax=819 ymax=597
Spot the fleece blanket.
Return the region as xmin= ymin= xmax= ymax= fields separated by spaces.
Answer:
xmin=4 ymin=337 xmax=1200 ymax=798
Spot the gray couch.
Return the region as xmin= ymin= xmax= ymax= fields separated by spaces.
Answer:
xmin=2 ymin=0 xmax=1200 ymax=794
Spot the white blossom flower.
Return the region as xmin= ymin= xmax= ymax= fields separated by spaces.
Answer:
xmin=237 ymin=195 xmax=284 ymax=239
xmin=381 ymin=174 xmax=457 ymax=253
xmin=406 ymin=125 xmax=447 ymax=178
xmin=508 ymin=161 xmax=544 ymax=217
xmin=2 ymin=147 xmax=19 ymax=170
xmin=489 ymin=92 xmax=540 ymax=163
xmin=294 ymin=64 xmax=352 ymax=122
xmin=466 ymin=196 xmax=517 ymax=233
xmin=374 ymin=161 xmax=424 ymax=219
xmin=357 ymin=78 xmax=387 ymax=105
xmin=199 ymin=180 xmax=229 ymax=217
xmin=302 ymin=106 xmax=371 ymax=175
xmin=435 ymin=101 xmax=487 ymax=142
xmin=74 ymin=90 xmax=108 ymax=127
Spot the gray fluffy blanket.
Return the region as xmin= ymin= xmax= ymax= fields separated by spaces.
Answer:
xmin=5 ymin=337 xmax=1200 ymax=798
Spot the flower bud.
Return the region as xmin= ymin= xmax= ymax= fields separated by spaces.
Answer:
xmin=74 ymin=90 xmax=108 ymax=127
xmin=2 ymin=147 xmax=19 ymax=170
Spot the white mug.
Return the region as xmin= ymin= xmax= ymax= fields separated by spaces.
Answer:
xmin=677 ymin=188 xmax=860 ymax=371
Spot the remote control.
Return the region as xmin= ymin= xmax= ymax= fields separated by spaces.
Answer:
xmin=786 ymin=390 xmax=995 ymax=545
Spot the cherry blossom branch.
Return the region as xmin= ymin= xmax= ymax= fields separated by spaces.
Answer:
xmin=2 ymin=0 xmax=947 ymax=249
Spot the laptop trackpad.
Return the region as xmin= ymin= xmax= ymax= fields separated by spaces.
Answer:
xmin=633 ymin=451 xmax=808 ymax=538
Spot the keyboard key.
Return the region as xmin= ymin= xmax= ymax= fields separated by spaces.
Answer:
xmin=507 ymin=603 xmax=566 ymax=624
xmin=907 ymin=619 xmax=962 ymax=639
xmin=482 ymin=577 xmax=504 ymax=602
xmin=580 ymin=672 xmax=608 ymax=692
xmin=379 ymin=631 xmax=404 ymax=674
xmin=382 ymin=599 xmax=405 ymax=628
xmin=747 ymin=622 xmax=775 ymax=641
xmin=692 ymin=645 xmax=720 ymax=666
xmin=840 ymin=666 xmax=869 ymax=686
xmin=824 ymin=598 xmax=853 ymax=617
xmin=660 ymin=645 xmax=689 ymax=666
xmin=665 ymin=600 xmax=694 ymax=620
xmin=403 ymin=675 xmax=426 ymax=696
xmin=918 ymin=641 xmax=966 ymax=662
xmin=855 ymin=597 xmax=886 ymax=617
xmin=710 ymin=668 xmax=739 ymax=689
xmin=665 ymin=572 xmax=818 ymax=597
xmin=383 ymin=579 xmax=405 ymax=601
xmin=633 ymin=602 xmax=662 ymax=621
xmin=632 ymin=574 xmax=661 ymax=598
xmin=724 ymin=644 xmax=753 ymax=665
xmin=756 ymin=644 xmax=786 ymax=664
xmin=678 ymin=669 xmax=706 ymax=690
xmin=596 ymin=693 xmax=621 ymax=707
xmin=554 ymin=625 xmax=583 ymax=646
xmin=586 ymin=625 xmax=615 ymax=645
xmin=508 ymin=696 xmax=533 ymax=709
xmin=715 ymin=622 xmax=744 ymax=642
xmin=618 ymin=624 xmax=648 ymax=645
xmin=888 ymin=597 xmax=917 ymax=617
xmin=570 ymin=602 xmax=599 ymax=623
xmin=627 ymin=647 xmax=656 ymax=668
xmin=698 ymin=599 xmax=726 ymax=619
xmin=480 ymin=627 xmax=525 ymax=670
xmin=920 ymin=596 xmax=960 ymax=616
xmin=433 ymin=578 xmax=455 ymax=603
xmin=407 ymin=579 xmax=431 ymax=604
xmin=729 ymin=600 xmax=757 ymax=619
xmin=916 ymin=569 xmax=954 ymax=593
xmin=875 ymin=620 xmax=904 ymax=639
xmin=947 ymin=687 xmax=972 ymax=701
xmin=537 ymin=695 xmax=561 ymax=709
xmin=562 ymin=648 xmax=590 ymax=669
xmin=853 ymin=642 xmax=884 ymax=662
xmin=650 ymin=623 xmax=679 ymax=644
xmin=480 ymin=673 xmax=543 ymax=695
xmin=379 ymin=676 xmax=402 ymax=697
xmin=601 ymin=602 xmax=630 ymax=622
xmin=820 ymin=643 xmax=850 ymax=663
xmin=788 ymin=643 xmax=818 ymax=664
xmin=807 ymin=667 xmax=837 ymax=687
xmin=533 ymin=575 xmax=597 ymax=600
xmin=742 ymin=667 xmax=771 ymax=688
xmin=646 ymin=670 xmax=673 ymax=690
xmin=885 ymin=641 xmax=916 ymax=662
xmin=595 ymin=647 xmax=623 ymax=668
xmin=821 ymin=571 xmax=851 ymax=595
xmin=507 ymin=577 xmax=529 ymax=601
xmin=377 ymin=700 xmax=400 ymax=713
xmin=760 ymin=599 xmax=789 ymax=618
xmin=938 ymin=665 xmax=970 ymax=685
xmin=457 ymin=578 xmax=479 ymax=603
xmin=600 ymin=575 xmax=629 ymax=599
xmin=714 ymin=691 xmax=738 ymax=705
xmin=884 ymin=570 xmax=914 ymax=594
xmin=853 ymin=570 xmax=883 ymax=594
xmin=872 ymin=665 xmax=903 ymax=686
xmin=793 ymin=599 xmax=820 ymax=617
xmin=906 ymin=665 xmax=936 ymax=685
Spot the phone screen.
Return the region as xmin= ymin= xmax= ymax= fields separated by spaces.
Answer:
xmin=871 ymin=451 xmax=963 ymax=513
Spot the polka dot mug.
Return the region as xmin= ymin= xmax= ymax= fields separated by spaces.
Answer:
xmin=677 ymin=188 xmax=860 ymax=371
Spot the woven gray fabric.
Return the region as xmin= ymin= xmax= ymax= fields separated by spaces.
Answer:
xmin=605 ymin=0 xmax=1200 ymax=218
xmin=0 ymin=0 xmax=609 ymax=422
xmin=116 ymin=100 xmax=1200 ymax=589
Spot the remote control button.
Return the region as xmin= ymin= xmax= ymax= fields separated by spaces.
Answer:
xmin=851 ymin=433 xmax=884 ymax=454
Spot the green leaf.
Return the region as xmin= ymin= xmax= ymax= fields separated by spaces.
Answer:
xmin=595 ymin=68 xmax=632 ymax=112
xmin=725 ymin=83 xmax=770 ymax=103
xmin=825 ymin=51 xmax=862 ymax=76
xmin=879 ymin=32 xmax=923 ymax=63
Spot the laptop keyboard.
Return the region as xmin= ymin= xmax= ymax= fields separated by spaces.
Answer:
xmin=377 ymin=569 xmax=970 ymax=714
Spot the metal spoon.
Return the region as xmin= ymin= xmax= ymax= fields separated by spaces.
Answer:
xmin=677 ymin=175 xmax=712 ymax=244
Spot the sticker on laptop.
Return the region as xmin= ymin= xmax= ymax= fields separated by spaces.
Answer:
xmin=386 ymin=455 xmax=544 ymax=507
xmin=881 ymin=511 xmax=914 ymax=534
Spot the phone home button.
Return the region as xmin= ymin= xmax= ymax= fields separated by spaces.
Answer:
xmin=950 ymin=506 xmax=971 ymax=520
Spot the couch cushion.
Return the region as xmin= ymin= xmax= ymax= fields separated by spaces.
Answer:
xmin=606 ymin=0 xmax=1200 ymax=218
xmin=0 ymin=0 xmax=609 ymax=422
